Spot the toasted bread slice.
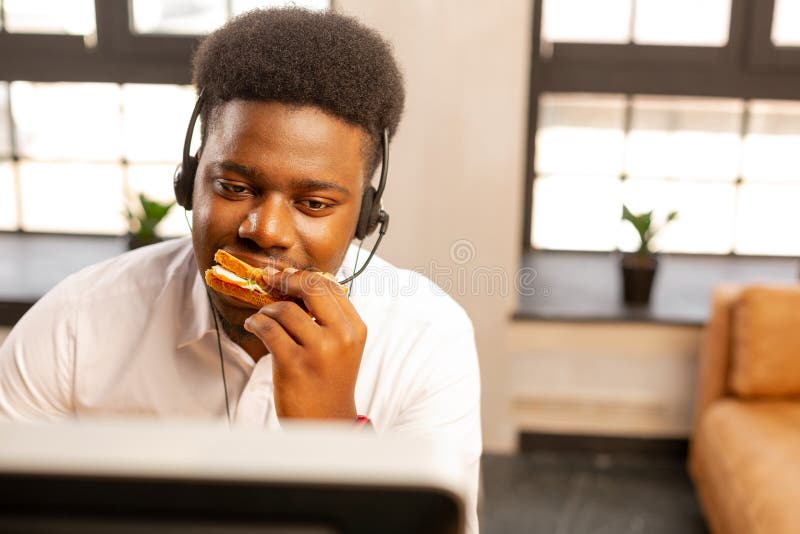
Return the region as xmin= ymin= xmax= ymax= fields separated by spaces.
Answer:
xmin=204 ymin=268 xmax=279 ymax=309
xmin=205 ymin=250 xmax=283 ymax=308
xmin=214 ymin=249 xmax=263 ymax=283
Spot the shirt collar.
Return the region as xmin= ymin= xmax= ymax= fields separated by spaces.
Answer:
xmin=176 ymin=257 xmax=216 ymax=350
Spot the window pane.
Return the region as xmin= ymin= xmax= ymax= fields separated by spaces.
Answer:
xmin=123 ymin=84 xmax=196 ymax=163
xmin=532 ymin=175 xmax=621 ymax=251
xmin=743 ymin=100 xmax=800 ymax=182
xmin=542 ymin=0 xmax=631 ymax=44
xmin=536 ymin=94 xmax=627 ymax=175
xmin=130 ymin=0 xmax=227 ymax=35
xmin=0 ymin=163 xmax=17 ymax=230
xmin=0 ymin=82 xmax=10 ymax=159
xmin=621 ymin=178 xmax=736 ymax=253
xmin=772 ymin=0 xmax=800 ymax=46
xmin=11 ymin=82 xmax=122 ymax=162
xmin=633 ymin=0 xmax=731 ymax=46
xmin=232 ymin=0 xmax=330 ymax=15
xmin=3 ymin=0 xmax=95 ymax=35
xmin=127 ymin=164 xmax=188 ymax=237
xmin=19 ymin=162 xmax=126 ymax=234
xmin=735 ymin=184 xmax=800 ymax=255
xmin=626 ymin=96 xmax=742 ymax=181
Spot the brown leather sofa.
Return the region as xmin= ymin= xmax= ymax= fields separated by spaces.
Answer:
xmin=688 ymin=285 xmax=800 ymax=534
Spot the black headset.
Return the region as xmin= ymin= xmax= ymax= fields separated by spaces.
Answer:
xmin=173 ymin=90 xmax=390 ymax=245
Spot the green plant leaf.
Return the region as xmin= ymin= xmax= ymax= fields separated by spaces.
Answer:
xmin=622 ymin=204 xmax=655 ymax=255
xmin=128 ymin=193 xmax=175 ymax=239
xmin=621 ymin=204 xmax=635 ymax=223
xmin=139 ymin=194 xmax=174 ymax=223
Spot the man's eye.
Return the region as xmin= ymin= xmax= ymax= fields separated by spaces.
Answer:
xmin=218 ymin=181 xmax=250 ymax=195
xmin=301 ymin=199 xmax=331 ymax=211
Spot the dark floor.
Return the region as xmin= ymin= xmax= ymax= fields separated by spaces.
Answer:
xmin=480 ymin=451 xmax=710 ymax=534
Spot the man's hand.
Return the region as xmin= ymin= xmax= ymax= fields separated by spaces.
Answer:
xmin=243 ymin=268 xmax=366 ymax=420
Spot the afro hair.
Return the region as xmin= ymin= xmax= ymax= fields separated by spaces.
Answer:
xmin=192 ymin=7 xmax=405 ymax=177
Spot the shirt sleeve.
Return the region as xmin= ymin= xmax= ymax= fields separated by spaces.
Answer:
xmin=0 ymin=282 xmax=76 ymax=420
xmin=389 ymin=325 xmax=482 ymax=534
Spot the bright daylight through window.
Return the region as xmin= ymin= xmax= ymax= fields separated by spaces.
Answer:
xmin=0 ymin=0 xmax=329 ymax=236
xmin=531 ymin=0 xmax=800 ymax=257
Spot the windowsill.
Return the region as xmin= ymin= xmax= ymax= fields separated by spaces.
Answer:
xmin=1 ymin=234 xmax=798 ymax=327
xmin=0 ymin=232 xmax=131 ymax=326
xmin=514 ymin=250 xmax=799 ymax=326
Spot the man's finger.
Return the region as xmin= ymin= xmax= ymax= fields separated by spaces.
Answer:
xmin=243 ymin=313 xmax=298 ymax=362
xmin=256 ymin=300 xmax=320 ymax=346
xmin=260 ymin=269 xmax=349 ymax=326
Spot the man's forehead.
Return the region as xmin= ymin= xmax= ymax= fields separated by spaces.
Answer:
xmin=204 ymin=99 xmax=371 ymax=178
xmin=201 ymin=100 xmax=367 ymax=186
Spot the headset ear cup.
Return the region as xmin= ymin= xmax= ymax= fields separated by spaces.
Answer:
xmin=173 ymin=157 xmax=197 ymax=210
xmin=356 ymin=186 xmax=376 ymax=240
xmin=366 ymin=195 xmax=382 ymax=236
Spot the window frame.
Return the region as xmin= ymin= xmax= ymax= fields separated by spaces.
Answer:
xmin=523 ymin=0 xmax=800 ymax=254
xmin=0 ymin=0 xmax=228 ymax=236
xmin=749 ymin=0 xmax=800 ymax=68
xmin=0 ymin=0 xmax=195 ymax=84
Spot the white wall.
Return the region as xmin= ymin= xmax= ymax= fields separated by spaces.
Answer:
xmin=336 ymin=0 xmax=533 ymax=451
xmin=338 ymin=1 xmax=706 ymax=453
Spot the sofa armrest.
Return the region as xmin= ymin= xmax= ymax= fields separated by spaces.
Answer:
xmin=691 ymin=285 xmax=742 ymax=435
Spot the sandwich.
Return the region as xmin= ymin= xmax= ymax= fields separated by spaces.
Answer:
xmin=204 ymin=249 xmax=343 ymax=309
xmin=205 ymin=249 xmax=282 ymax=308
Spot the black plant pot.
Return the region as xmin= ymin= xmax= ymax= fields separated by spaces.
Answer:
xmin=621 ymin=253 xmax=658 ymax=306
xmin=127 ymin=233 xmax=162 ymax=250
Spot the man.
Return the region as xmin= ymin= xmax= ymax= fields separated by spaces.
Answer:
xmin=0 ymin=7 xmax=481 ymax=531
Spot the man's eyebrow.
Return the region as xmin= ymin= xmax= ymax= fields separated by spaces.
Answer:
xmin=213 ymin=160 xmax=351 ymax=195
xmin=293 ymin=178 xmax=351 ymax=196
xmin=215 ymin=160 xmax=261 ymax=180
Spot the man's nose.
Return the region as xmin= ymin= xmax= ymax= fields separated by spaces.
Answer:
xmin=238 ymin=194 xmax=295 ymax=250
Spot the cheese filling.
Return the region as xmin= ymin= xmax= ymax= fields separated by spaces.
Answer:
xmin=211 ymin=265 xmax=269 ymax=295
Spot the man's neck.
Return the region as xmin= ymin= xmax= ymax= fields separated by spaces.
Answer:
xmin=240 ymin=337 xmax=268 ymax=362
xmin=216 ymin=312 xmax=268 ymax=362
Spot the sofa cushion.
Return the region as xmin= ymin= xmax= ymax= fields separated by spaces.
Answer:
xmin=689 ymin=400 xmax=800 ymax=534
xmin=729 ymin=285 xmax=800 ymax=397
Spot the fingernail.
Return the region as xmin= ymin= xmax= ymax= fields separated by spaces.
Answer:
xmin=262 ymin=266 xmax=279 ymax=275
xmin=243 ymin=317 xmax=253 ymax=332
xmin=283 ymin=267 xmax=298 ymax=274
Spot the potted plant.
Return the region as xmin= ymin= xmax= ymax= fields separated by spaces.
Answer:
xmin=621 ymin=205 xmax=678 ymax=306
xmin=126 ymin=193 xmax=175 ymax=250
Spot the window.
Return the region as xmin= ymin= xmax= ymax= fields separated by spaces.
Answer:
xmin=542 ymin=0 xmax=732 ymax=46
xmin=526 ymin=0 xmax=800 ymax=256
xmin=0 ymin=0 xmax=330 ymax=236
xmin=772 ymin=0 xmax=800 ymax=46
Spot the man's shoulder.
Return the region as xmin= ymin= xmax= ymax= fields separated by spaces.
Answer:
xmin=59 ymin=237 xmax=196 ymax=304
xmin=353 ymin=252 xmax=473 ymax=335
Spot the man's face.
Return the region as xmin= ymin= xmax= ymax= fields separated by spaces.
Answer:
xmin=191 ymin=99 xmax=367 ymax=344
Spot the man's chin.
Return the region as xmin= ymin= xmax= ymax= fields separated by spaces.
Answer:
xmin=216 ymin=292 xmax=261 ymax=312
xmin=209 ymin=292 xmax=258 ymax=344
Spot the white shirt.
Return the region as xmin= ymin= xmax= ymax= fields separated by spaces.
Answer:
xmin=0 ymin=237 xmax=482 ymax=532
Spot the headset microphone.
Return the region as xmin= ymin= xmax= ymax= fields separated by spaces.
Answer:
xmin=339 ymin=128 xmax=391 ymax=285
